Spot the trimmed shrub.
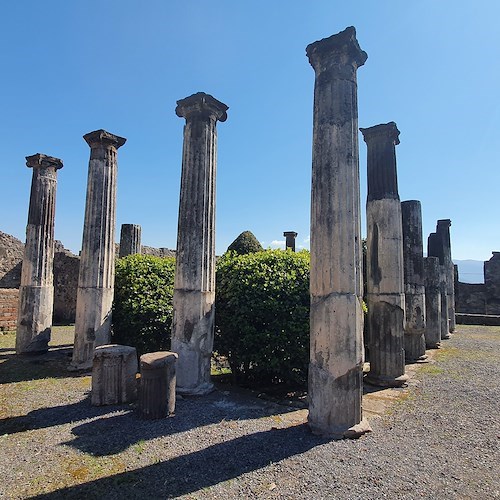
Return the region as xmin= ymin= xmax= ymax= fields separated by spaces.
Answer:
xmin=215 ymin=249 xmax=310 ymax=387
xmin=226 ymin=230 xmax=263 ymax=255
xmin=112 ymin=254 xmax=175 ymax=356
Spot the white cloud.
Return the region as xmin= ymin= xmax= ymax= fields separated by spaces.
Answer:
xmin=270 ymin=240 xmax=286 ymax=248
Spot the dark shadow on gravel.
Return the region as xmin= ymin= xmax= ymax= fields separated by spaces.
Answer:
xmin=64 ymin=388 xmax=298 ymax=456
xmin=32 ymin=424 xmax=325 ymax=499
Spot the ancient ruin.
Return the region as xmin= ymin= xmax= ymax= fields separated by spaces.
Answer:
xmin=16 ymin=154 xmax=63 ymax=354
xmin=307 ymin=27 xmax=371 ymax=438
xmin=119 ymin=224 xmax=142 ymax=258
xmin=401 ymin=200 xmax=427 ymax=362
xmin=283 ymin=231 xmax=298 ymax=252
xmin=361 ymin=122 xmax=407 ymax=387
xmin=436 ymin=220 xmax=456 ymax=332
xmin=171 ymin=92 xmax=228 ymax=395
xmin=424 ymin=256 xmax=442 ymax=348
xmin=71 ymin=130 xmax=126 ymax=370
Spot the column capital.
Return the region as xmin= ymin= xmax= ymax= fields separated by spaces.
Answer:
xmin=437 ymin=219 xmax=451 ymax=229
xmin=83 ymin=129 xmax=127 ymax=149
xmin=283 ymin=231 xmax=298 ymax=238
xmin=175 ymin=92 xmax=228 ymax=123
xmin=25 ymin=153 xmax=63 ymax=170
xmin=360 ymin=122 xmax=400 ymax=146
xmin=306 ymin=26 xmax=367 ymax=73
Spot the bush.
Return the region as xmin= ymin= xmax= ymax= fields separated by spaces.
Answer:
xmin=226 ymin=230 xmax=263 ymax=255
xmin=112 ymin=254 xmax=175 ymax=356
xmin=215 ymin=249 xmax=310 ymax=387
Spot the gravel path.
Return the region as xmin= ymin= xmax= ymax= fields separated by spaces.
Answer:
xmin=0 ymin=325 xmax=499 ymax=499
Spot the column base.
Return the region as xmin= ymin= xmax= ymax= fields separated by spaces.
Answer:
xmin=426 ymin=342 xmax=441 ymax=349
xmin=405 ymin=353 xmax=429 ymax=363
xmin=441 ymin=333 xmax=451 ymax=340
xmin=309 ymin=417 xmax=372 ymax=440
xmin=364 ymin=372 xmax=408 ymax=388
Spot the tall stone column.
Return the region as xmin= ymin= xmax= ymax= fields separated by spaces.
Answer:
xmin=119 ymin=224 xmax=142 ymax=257
xmin=307 ymin=27 xmax=371 ymax=439
xmin=401 ymin=200 xmax=427 ymax=362
xmin=428 ymin=231 xmax=451 ymax=339
xmin=171 ymin=92 xmax=228 ymax=395
xmin=283 ymin=231 xmax=298 ymax=252
xmin=423 ymin=256 xmax=441 ymax=348
xmin=16 ymin=154 xmax=63 ymax=354
xmin=361 ymin=122 xmax=407 ymax=387
xmin=436 ymin=219 xmax=455 ymax=332
xmin=70 ymin=129 xmax=126 ymax=370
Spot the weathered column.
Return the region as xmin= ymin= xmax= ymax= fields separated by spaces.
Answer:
xmin=171 ymin=92 xmax=228 ymax=395
xmin=283 ymin=231 xmax=298 ymax=252
xmin=424 ymin=256 xmax=441 ymax=348
xmin=119 ymin=224 xmax=142 ymax=257
xmin=70 ymin=129 xmax=126 ymax=370
xmin=16 ymin=154 xmax=63 ymax=354
xmin=428 ymin=231 xmax=451 ymax=339
xmin=436 ymin=219 xmax=455 ymax=332
xmin=361 ymin=122 xmax=408 ymax=387
xmin=401 ymin=200 xmax=427 ymax=362
xmin=307 ymin=27 xmax=371 ymax=439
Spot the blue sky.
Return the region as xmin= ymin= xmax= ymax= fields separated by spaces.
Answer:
xmin=1 ymin=1 xmax=499 ymax=266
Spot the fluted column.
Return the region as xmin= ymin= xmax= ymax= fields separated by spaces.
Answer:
xmin=424 ymin=256 xmax=441 ymax=348
xmin=436 ymin=219 xmax=455 ymax=332
xmin=70 ymin=129 xmax=126 ymax=370
xmin=283 ymin=231 xmax=298 ymax=252
xmin=401 ymin=200 xmax=427 ymax=362
xmin=361 ymin=122 xmax=407 ymax=387
xmin=16 ymin=154 xmax=63 ymax=354
xmin=119 ymin=224 xmax=142 ymax=257
xmin=171 ymin=92 xmax=228 ymax=395
xmin=307 ymin=27 xmax=371 ymax=439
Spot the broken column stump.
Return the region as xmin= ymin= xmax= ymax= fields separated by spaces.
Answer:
xmin=119 ymin=224 xmax=142 ymax=258
xmin=139 ymin=351 xmax=178 ymax=419
xmin=91 ymin=344 xmax=138 ymax=406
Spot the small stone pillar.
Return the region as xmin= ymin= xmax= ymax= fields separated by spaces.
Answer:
xmin=119 ymin=224 xmax=142 ymax=257
xmin=171 ymin=92 xmax=228 ymax=395
xmin=91 ymin=344 xmax=138 ymax=406
xmin=424 ymin=257 xmax=441 ymax=348
xmin=361 ymin=122 xmax=407 ymax=387
xmin=71 ymin=130 xmax=126 ymax=370
xmin=283 ymin=231 xmax=298 ymax=252
xmin=401 ymin=200 xmax=427 ymax=362
xmin=139 ymin=351 xmax=178 ymax=419
xmin=307 ymin=27 xmax=371 ymax=439
xmin=436 ymin=219 xmax=455 ymax=332
xmin=428 ymin=231 xmax=450 ymax=340
xmin=16 ymin=154 xmax=63 ymax=354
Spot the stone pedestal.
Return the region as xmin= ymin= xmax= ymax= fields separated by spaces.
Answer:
xmin=16 ymin=154 xmax=63 ymax=354
xmin=139 ymin=351 xmax=178 ymax=419
xmin=119 ymin=224 xmax=142 ymax=257
xmin=424 ymin=257 xmax=441 ymax=348
xmin=71 ymin=129 xmax=126 ymax=370
xmin=361 ymin=122 xmax=408 ymax=387
xmin=307 ymin=27 xmax=371 ymax=439
xmin=171 ymin=93 xmax=228 ymax=395
xmin=91 ymin=344 xmax=138 ymax=405
xmin=283 ymin=231 xmax=298 ymax=252
xmin=401 ymin=200 xmax=427 ymax=362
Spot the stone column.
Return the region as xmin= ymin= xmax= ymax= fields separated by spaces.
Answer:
xmin=307 ymin=27 xmax=371 ymax=439
xmin=119 ymin=224 xmax=142 ymax=257
xmin=70 ymin=129 xmax=126 ymax=370
xmin=401 ymin=200 xmax=427 ymax=362
xmin=424 ymin=256 xmax=441 ymax=348
xmin=361 ymin=122 xmax=408 ymax=387
xmin=436 ymin=219 xmax=455 ymax=332
xmin=283 ymin=231 xmax=298 ymax=252
xmin=171 ymin=92 xmax=228 ymax=395
xmin=428 ymin=231 xmax=451 ymax=339
xmin=16 ymin=154 xmax=63 ymax=354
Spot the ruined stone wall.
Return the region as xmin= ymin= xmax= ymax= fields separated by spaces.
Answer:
xmin=53 ymin=250 xmax=80 ymax=324
xmin=455 ymin=282 xmax=486 ymax=314
xmin=0 ymin=288 xmax=19 ymax=331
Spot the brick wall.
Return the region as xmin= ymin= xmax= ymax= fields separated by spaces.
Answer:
xmin=0 ymin=288 xmax=19 ymax=332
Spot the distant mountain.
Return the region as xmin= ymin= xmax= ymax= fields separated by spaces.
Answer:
xmin=454 ymin=259 xmax=484 ymax=284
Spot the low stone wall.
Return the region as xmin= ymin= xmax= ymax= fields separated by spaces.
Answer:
xmin=456 ymin=313 xmax=500 ymax=326
xmin=0 ymin=288 xmax=19 ymax=332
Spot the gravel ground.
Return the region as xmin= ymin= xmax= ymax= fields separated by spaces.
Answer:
xmin=0 ymin=325 xmax=499 ymax=499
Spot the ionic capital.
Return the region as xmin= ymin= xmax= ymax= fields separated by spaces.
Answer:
xmin=25 ymin=153 xmax=63 ymax=170
xmin=176 ymin=92 xmax=228 ymax=123
xmin=83 ymin=129 xmax=127 ymax=149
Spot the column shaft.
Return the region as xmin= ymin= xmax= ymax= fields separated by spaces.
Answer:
xmin=436 ymin=220 xmax=455 ymax=332
xmin=307 ymin=27 xmax=370 ymax=438
xmin=71 ymin=129 xmax=126 ymax=370
xmin=171 ymin=92 xmax=228 ymax=395
xmin=16 ymin=154 xmax=62 ymax=353
xmin=424 ymin=256 xmax=441 ymax=348
xmin=119 ymin=224 xmax=142 ymax=257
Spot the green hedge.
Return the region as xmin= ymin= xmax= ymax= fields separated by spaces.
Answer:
xmin=226 ymin=230 xmax=263 ymax=255
xmin=215 ymin=250 xmax=310 ymax=387
xmin=112 ymin=254 xmax=176 ymax=356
